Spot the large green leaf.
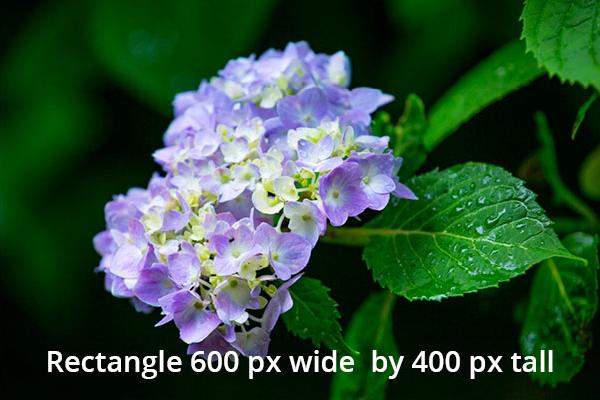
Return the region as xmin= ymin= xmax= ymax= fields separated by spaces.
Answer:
xmin=282 ymin=277 xmax=352 ymax=353
xmin=330 ymin=292 xmax=398 ymax=400
xmin=520 ymin=233 xmax=599 ymax=385
xmin=89 ymin=0 xmax=275 ymax=113
xmin=424 ymin=40 xmax=543 ymax=150
xmin=362 ymin=162 xmax=580 ymax=300
xmin=522 ymin=0 xmax=600 ymax=89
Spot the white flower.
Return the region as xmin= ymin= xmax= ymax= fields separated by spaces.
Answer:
xmin=220 ymin=137 xmax=249 ymax=163
xmin=235 ymin=117 xmax=265 ymax=142
xmin=273 ymin=176 xmax=299 ymax=202
xmin=258 ymin=148 xmax=284 ymax=180
xmin=252 ymin=184 xmax=284 ymax=214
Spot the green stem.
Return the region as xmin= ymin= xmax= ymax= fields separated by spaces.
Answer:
xmin=535 ymin=112 xmax=599 ymax=225
xmin=320 ymin=226 xmax=396 ymax=247
xmin=374 ymin=292 xmax=397 ymax=344
xmin=320 ymin=227 xmax=370 ymax=247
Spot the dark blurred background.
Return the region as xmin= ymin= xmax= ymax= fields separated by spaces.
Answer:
xmin=1 ymin=0 xmax=599 ymax=398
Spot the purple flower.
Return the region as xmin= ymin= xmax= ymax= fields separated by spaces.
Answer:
xmin=348 ymin=153 xmax=396 ymax=211
xmin=104 ymin=272 xmax=134 ymax=298
xmin=159 ymin=290 xmax=221 ymax=344
xmin=187 ymin=327 xmax=236 ymax=356
xmin=93 ymin=231 xmax=115 ymax=256
xmin=296 ymin=135 xmax=343 ymax=172
xmin=349 ymin=88 xmax=393 ymax=114
xmin=212 ymin=225 xmax=259 ymax=275
xmin=94 ymin=41 xmax=417 ymax=358
xmin=391 ymin=157 xmax=418 ymax=200
xmin=104 ymin=195 xmax=142 ymax=232
xmin=255 ymin=223 xmax=311 ymax=280
xmin=262 ymin=274 xmax=302 ymax=332
xmin=277 ymin=87 xmax=328 ymax=128
xmin=108 ymin=220 xmax=148 ymax=279
xmin=319 ymin=161 xmax=368 ymax=226
xmin=167 ymin=242 xmax=201 ymax=287
xmin=134 ymin=263 xmax=178 ymax=306
xmin=161 ymin=193 xmax=191 ymax=232
xmin=233 ymin=327 xmax=271 ymax=357
xmin=212 ymin=277 xmax=259 ymax=324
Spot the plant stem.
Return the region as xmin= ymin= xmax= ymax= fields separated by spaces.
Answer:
xmin=320 ymin=227 xmax=377 ymax=247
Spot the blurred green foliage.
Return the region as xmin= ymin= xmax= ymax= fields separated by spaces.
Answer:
xmin=90 ymin=0 xmax=276 ymax=113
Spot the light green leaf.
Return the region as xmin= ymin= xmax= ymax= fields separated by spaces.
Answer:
xmin=362 ymin=162 xmax=580 ymax=300
xmin=572 ymin=92 xmax=598 ymax=139
xmin=522 ymin=0 xmax=600 ymax=89
xmin=580 ymin=144 xmax=600 ymax=200
xmin=89 ymin=0 xmax=275 ymax=113
xmin=395 ymin=94 xmax=428 ymax=180
xmin=520 ymin=233 xmax=599 ymax=385
xmin=424 ymin=40 xmax=543 ymax=150
xmin=283 ymin=277 xmax=353 ymax=353
xmin=330 ymin=292 xmax=398 ymax=400
xmin=535 ymin=112 xmax=598 ymax=224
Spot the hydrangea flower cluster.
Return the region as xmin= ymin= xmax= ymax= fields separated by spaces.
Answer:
xmin=93 ymin=42 xmax=415 ymax=357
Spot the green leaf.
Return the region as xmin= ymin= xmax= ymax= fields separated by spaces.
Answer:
xmin=535 ymin=112 xmax=598 ymax=224
xmin=362 ymin=162 xmax=580 ymax=300
xmin=90 ymin=0 xmax=275 ymax=113
xmin=283 ymin=277 xmax=352 ymax=353
xmin=330 ymin=292 xmax=398 ymax=400
xmin=371 ymin=111 xmax=395 ymax=138
xmin=520 ymin=233 xmax=599 ymax=385
xmin=395 ymin=94 xmax=428 ymax=180
xmin=522 ymin=0 xmax=600 ymax=90
xmin=424 ymin=40 xmax=543 ymax=150
xmin=580 ymin=144 xmax=600 ymax=200
xmin=572 ymin=92 xmax=598 ymax=139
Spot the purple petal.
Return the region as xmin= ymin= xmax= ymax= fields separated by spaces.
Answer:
xmin=254 ymin=222 xmax=278 ymax=250
xmin=105 ymin=272 xmax=133 ymax=298
xmin=134 ymin=263 xmax=177 ymax=306
xmin=319 ymin=162 xmax=368 ymax=226
xmin=93 ymin=231 xmax=115 ymax=256
xmin=212 ymin=279 xmax=252 ymax=323
xmin=173 ymin=91 xmax=198 ymax=116
xmin=394 ymin=181 xmax=418 ymax=200
xmin=370 ymin=174 xmax=396 ymax=194
xmin=262 ymin=274 xmax=302 ymax=332
xmin=167 ymin=252 xmax=201 ymax=287
xmin=105 ymin=199 xmax=139 ymax=232
xmin=270 ymin=233 xmax=311 ymax=279
xmin=110 ymin=244 xmax=143 ymax=279
xmin=166 ymin=291 xmax=220 ymax=344
xmin=187 ymin=330 xmax=236 ymax=356
xmin=161 ymin=193 xmax=191 ymax=232
xmin=277 ymin=87 xmax=328 ymax=128
xmin=349 ymin=88 xmax=394 ymax=113
xmin=233 ymin=327 xmax=270 ymax=357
